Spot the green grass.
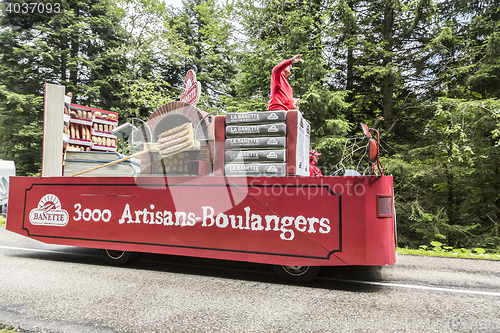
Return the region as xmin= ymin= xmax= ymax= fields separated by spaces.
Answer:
xmin=398 ymin=247 xmax=500 ymax=260
xmin=0 ymin=324 xmax=22 ymax=333
xmin=0 ymin=215 xmax=5 ymax=227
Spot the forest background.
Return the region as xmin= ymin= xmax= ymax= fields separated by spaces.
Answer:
xmin=0 ymin=0 xmax=499 ymax=251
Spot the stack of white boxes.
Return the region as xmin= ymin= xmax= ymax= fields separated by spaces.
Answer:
xmin=223 ymin=110 xmax=310 ymax=177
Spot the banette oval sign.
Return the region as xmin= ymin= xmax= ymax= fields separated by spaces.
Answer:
xmin=180 ymin=70 xmax=201 ymax=106
xmin=29 ymin=194 xmax=69 ymax=226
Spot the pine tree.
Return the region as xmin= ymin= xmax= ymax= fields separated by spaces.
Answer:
xmin=232 ymin=0 xmax=351 ymax=172
xmin=0 ymin=0 xmax=132 ymax=175
xmin=390 ymin=0 xmax=500 ymax=250
xmin=166 ymin=0 xmax=238 ymax=111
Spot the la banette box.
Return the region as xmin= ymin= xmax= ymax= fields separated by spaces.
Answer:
xmin=214 ymin=110 xmax=310 ymax=177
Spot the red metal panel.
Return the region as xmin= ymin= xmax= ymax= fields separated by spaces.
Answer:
xmin=6 ymin=175 xmax=396 ymax=267
xmin=365 ymin=176 xmax=396 ymax=265
xmin=213 ymin=115 xmax=225 ymax=175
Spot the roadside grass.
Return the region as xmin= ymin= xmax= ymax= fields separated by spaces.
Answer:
xmin=398 ymin=247 xmax=500 ymax=260
xmin=0 ymin=324 xmax=23 ymax=333
xmin=0 ymin=216 xmax=5 ymax=227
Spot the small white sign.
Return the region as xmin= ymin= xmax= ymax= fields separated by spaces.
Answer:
xmin=29 ymin=194 xmax=69 ymax=227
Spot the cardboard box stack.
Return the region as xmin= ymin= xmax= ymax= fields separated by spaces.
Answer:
xmin=214 ymin=110 xmax=311 ymax=177
xmin=224 ymin=110 xmax=289 ymax=177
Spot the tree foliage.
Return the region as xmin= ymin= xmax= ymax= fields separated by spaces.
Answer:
xmin=0 ymin=0 xmax=498 ymax=250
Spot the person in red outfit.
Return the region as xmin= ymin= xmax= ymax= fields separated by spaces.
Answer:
xmin=268 ymin=54 xmax=303 ymax=111
xmin=309 ymin=150 xmax=322 ymax=176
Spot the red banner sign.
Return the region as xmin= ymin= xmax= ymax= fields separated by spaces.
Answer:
xmin=7 ymin=176 xmax=396 ymax=267
xmin=180 ymin=70 xmax=201 ymax=106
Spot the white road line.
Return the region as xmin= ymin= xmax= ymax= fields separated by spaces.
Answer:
xmin=329 ymin=277 xmax=500 ymax=297
xmin=2 ymin=244 xmax=499 ymax=297
xmin=0 ymin=245 xmax=83 ymax=256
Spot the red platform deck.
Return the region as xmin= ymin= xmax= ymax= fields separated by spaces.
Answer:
xmin=6 ymin=175 xmax=396 ymax=267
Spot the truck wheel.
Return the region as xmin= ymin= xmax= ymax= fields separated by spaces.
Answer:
xmin=273 ymin=265 xmax=320 ymax=283
xmin=101 ymin=249 xmax=140 ymax=266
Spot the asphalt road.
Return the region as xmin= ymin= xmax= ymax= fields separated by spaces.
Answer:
xmin=1 ymin=227 xmax=499 ymax=333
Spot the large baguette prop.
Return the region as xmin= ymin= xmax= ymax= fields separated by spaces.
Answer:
xmin=71 ymin=123 xmax=194 ymax=176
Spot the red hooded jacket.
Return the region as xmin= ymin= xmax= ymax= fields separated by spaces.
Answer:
xmin=268 ymin=59 xmax=294 ymax=111
xmin=309 ymin=159 xmax=322 ymax=177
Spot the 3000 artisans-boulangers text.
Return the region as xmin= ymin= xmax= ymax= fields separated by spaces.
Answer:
xmin=118 ymin=204 xmax=331 ymax=241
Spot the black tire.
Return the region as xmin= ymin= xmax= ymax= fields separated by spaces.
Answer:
xmin=273 ymin=265 xmax=320 ymax=283
xmin=101 ymin=249 xmax=141 ymax=266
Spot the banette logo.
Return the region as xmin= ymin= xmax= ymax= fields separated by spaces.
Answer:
xmin=266 ymin=165 xmax=278 ymax=173
xmin=29 ymin=194 xmax=69 ymax=227
xmin=266 ymin=152 xmax=278 ymax=158
xmin=268 ymin=125 xmax=278 ymax=132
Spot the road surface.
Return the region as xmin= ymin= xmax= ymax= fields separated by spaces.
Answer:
xmin=0 ymin=227 xmax=499 ymax=332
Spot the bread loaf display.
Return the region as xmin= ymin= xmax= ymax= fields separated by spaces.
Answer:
xmin=158 ymin=122 xmax=192 ymax=139
xmin=75 ymin=124 xmax=81 ymax=139
xmin=154 ymin=123 xmax=194 ymax=158
xmin=67 ymin=144 xmax=91 ymax=151
xmin=85 ymin=126 xmax=91 ymax=140
xmin=64 ymin=101 xmax=118 ymax=153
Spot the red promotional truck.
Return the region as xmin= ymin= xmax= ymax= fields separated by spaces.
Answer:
xmin=5 ymin=83 xmax=396 ymax=282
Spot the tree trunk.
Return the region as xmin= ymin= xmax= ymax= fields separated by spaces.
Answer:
xmin=346 ymin=45 xmax=354 ymax=102
xmin=69 ymin=6 xmax=80 ymax=90
xmin=381 ymin=0 xmax=394 ymax=130
xmin=445 ymin=140 xmax=456 ymax=245
xmin=345 ymin=0 xmax=355 ymax=102
xmin=60 ymin=35 xmax=67 ymax=83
